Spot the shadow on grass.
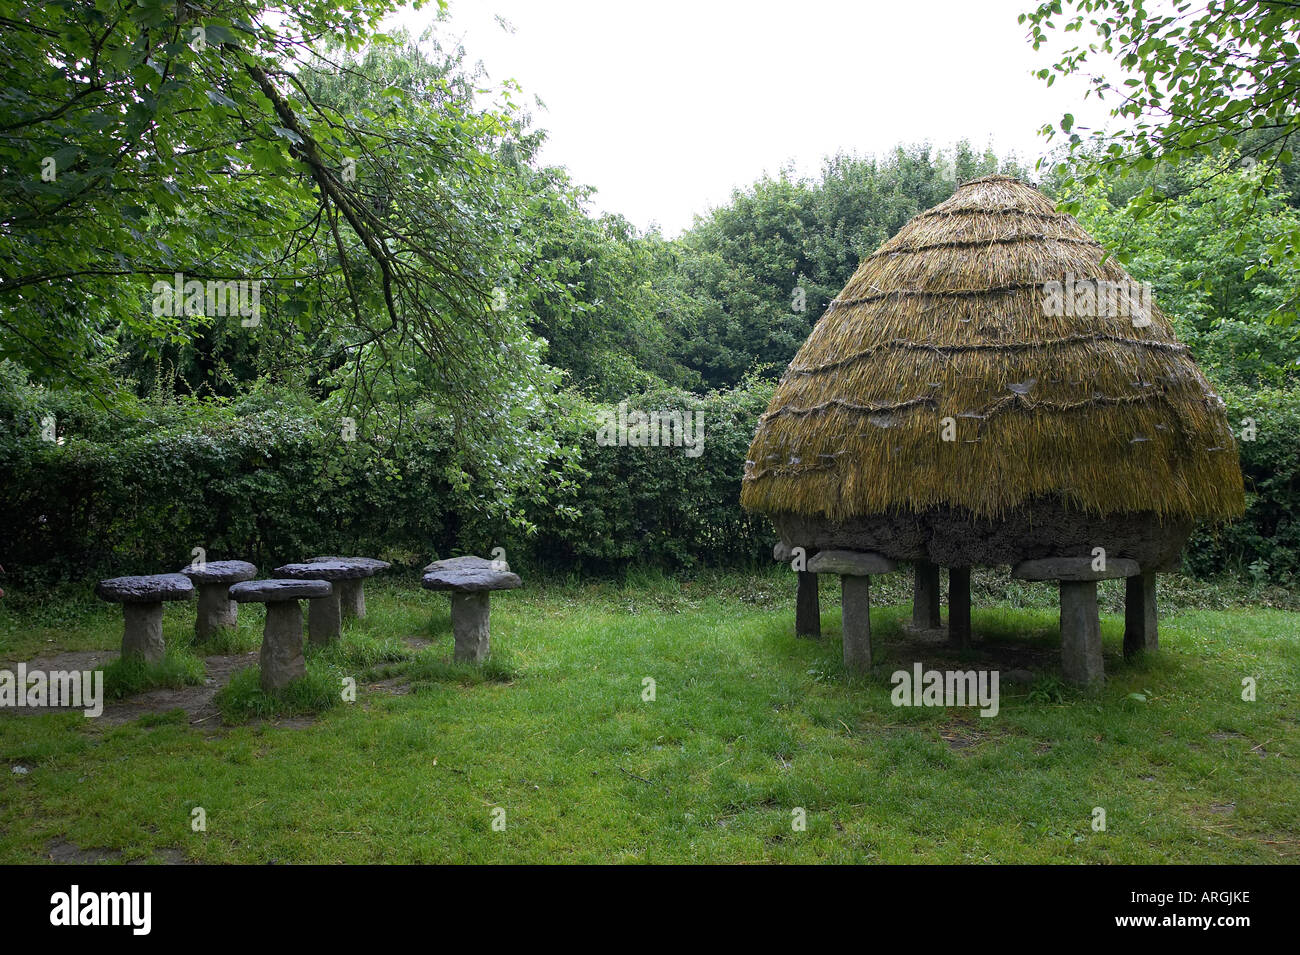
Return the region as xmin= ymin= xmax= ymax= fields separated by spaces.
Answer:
xmin=763 ymin=603 xmax=1177 ymax=706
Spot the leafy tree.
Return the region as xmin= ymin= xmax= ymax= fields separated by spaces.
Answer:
xmin=667 ymin=144 xmax=1023 ymax=388
xmin=1064 ymin=156 xmax=1300 ymax=386
xmin=0 ymin=1 xmax=545 ymax=430
xmin=1023 ymin=0 xmax=1300 ymax=320
xmin=0 ymin=1 xmax=590 ymax=529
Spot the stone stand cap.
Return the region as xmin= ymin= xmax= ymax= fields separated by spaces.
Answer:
xmin=274 ymin=561 xmax=372 ymax=581
xmin=807 ymin=550 xmax=897 ymax=576
xmin=229 ymin=579 xmax=332 ymax=603
xmin=1012 ymin=557 xmax=1140 ymax=582
xmin=180 ymin=559 xmax=258 ymax=584
xmin=421 ymin=555 xmax=522 ymax=592
xmin=96 ymin=573 xmax=195 ymax=603
xmin=304 ymin=556 xmax=391 ymax=576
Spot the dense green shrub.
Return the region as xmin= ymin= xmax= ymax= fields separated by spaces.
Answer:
xmin=1184 ymin=385 xmax=1300 ymax=582
xmin=3 ymin=363 xmax=1293 ymax=588
xmin=0 ymin=368 xmax=775 ymax=585
xmin=524 ymin=375 xmax=776 ymax=570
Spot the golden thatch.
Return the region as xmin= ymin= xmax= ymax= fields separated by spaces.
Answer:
xmin=741 ymin=175 xmax=1245 ymax=523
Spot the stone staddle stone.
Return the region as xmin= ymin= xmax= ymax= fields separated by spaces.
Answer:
xmin=95 ymin=573 xmax=194 ymax=664
xmin=806 ymin=549 xmax=896 ymax=577
xmin=1010 ymin=558 xmax=1133 ymax=686
xmin=229 ymin=579 xmax=330 ymax=691
xmin=774 ymin=541 xmax=820 ymax=638
xmin=1011 ymin=556 xmax=1140 ymax=582
xmin=180 ymin=560 xmax=257 ymax=640
xmin=302 ymin=556 xmax=391 ymax=620
xmin=422 ymin=555 xmax=522 ymax=592
xmin=229 ymin=579 xmax=333 ymax=603
xmin=1123 ymin=570 xmax=1159 ymax=657
xmin=421 ymin=556 xmax=521 ymax=662
xmin=275 ymin=562 xmax=369 ymax=644
xmin=95 ymin=573 xmax=194 ymax=603
xmin=274 ymin=561 xmax=371 ymax=582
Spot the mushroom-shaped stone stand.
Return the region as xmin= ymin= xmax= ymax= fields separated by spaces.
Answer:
xmin=302 ymin=556 xmax=391 ymax=620
xmin=273 ymin=561 xmax=367 ymax=645
xmin=1011 ymin=557 xmax=1140 ymax=685
xmin=180 ymin=559 xmax=257 ymax=639
xmin=805 ymin=550 xmax=897 ymax=673
xmin=229 ymin=579 xmax=331 ymax=691
xmin=95 ymin=573 xmax=195 ymax=664
xmin=774 ymin=541 xmax=820 ymax=638
xmin=421 ymin=556 xmax=522 ymax=663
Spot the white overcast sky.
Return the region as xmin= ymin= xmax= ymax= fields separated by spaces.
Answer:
xmin=390 ymin=0 xmax=1112 ymax=235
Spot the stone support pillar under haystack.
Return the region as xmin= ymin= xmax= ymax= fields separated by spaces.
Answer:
xmin=1124 ymin=570 xmax=1159 ymax=658
xmin=796 ymin=571 xmax=821 ymax=638
xmin=912 ymin=560 xmax=942 ymax=631
xmin=775 ymin=541 xmax=821 ymax=638
xmin=948 ymin=566 xmax=971 ymax=648
xmin=807 ymin=550 xmax=896 ymax=673
xmin=1012 ymin=557 xmax=1139 ymax=685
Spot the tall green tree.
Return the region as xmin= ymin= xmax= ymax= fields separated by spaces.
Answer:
xmin=0 ymin=0 xmax=545 ymax=427
xmin=667 ymin=144 xmax=1021 ymax=389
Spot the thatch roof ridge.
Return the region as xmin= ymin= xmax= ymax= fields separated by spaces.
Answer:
xmin=740 ymin=175 xmax=1245 ymax=523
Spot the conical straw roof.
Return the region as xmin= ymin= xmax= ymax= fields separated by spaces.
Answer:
xmin=741 ymin=175 xmax=1245 ymax=523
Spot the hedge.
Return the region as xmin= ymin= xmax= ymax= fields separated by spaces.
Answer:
xmin=1 ymin=368 xmax=1294 ymax=587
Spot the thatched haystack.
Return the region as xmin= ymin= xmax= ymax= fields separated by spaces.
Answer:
xmin=742 ymin=175 xmax=1244 ymax=570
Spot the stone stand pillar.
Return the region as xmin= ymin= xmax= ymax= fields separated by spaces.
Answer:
xmin=337 ymin=579 xmax=366 ymax=621
xmin=1123 ymin=570 xmax=1158 ymax=658
xmin=451 ymin=591 xmax=491 ymax=663
xmin=261 ymin=601 xmax=306 ymax=691
xmin=307 ymin=590 xmax=342 ymax=645
xmin=1060 ymin=580 xmax=1104 ymax=685
xmin=948 ymin=566 xmax=971 ymax=648
xmin=795 ymin=570 xmax=821 ymax=638
xmin=122 ymin=602 xmax=165 ymax=664
xmin=841 ymin=575 xmax=872 ymax=673
xmin=195 ymin=583 xmax=238 ymax=640
xmin=913 ymin=560 xmax=942 ymax=629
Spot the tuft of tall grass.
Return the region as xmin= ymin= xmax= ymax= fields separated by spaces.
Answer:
xmin=101 ymin=650 xmax=205 ymax=700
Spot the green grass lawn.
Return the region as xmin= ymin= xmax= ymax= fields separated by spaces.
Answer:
xmin=0 ymin=569 xmax=1296 ymax=863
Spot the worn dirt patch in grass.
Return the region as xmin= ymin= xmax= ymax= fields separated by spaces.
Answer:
xmin=45 ymin=839 xmax=191 ymax=865
xmin=0 ymin=650 xmax=258 ymax=726
xmin=104 ymin=652 xmax=257 ymax=727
